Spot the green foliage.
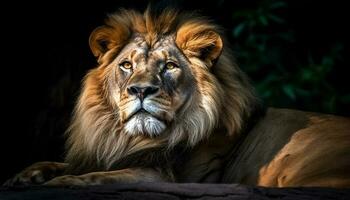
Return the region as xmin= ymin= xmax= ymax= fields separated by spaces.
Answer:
xmin=230 ymin=0 xmax=348 ymax=115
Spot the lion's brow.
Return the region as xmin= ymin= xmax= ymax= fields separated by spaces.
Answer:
xmin=161 ymin=50 xmax=168 ymax=61
xmin=130 ymin=50 xmax=137 ymax=59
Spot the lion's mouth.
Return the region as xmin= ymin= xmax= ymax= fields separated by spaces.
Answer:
xmin=127 ymin=108 xmax=165 ymax=123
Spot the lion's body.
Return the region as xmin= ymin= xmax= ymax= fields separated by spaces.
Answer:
xmin=4 ymin=8 xmax=350 ymax=188
xmin=179 ymin=108 xmax=350 ymax=187
xmin=224 ymin=108 xmax=350 ymax=187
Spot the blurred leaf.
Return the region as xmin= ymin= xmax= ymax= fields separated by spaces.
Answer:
xmin=325 ymin=96 xmax=336 ymax=113
xmin=259 ymin=15 xmax=269 ymax=26
xmin=267 ymin=14 xmax=285 ymax=24
xmin=233 ymin=23 xmax=246 ymax=37
xmin=322 ymin=57 xmax=334 ymax=67
xmin=269 ymin=1 xmax=288 ymax=9
xmin=282 ymin=84 xmax=296 ymax=100
xmin=301 ymin=68 xmax=313 ymax=81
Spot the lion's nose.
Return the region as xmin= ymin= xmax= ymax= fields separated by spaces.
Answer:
xmin=127 ymin=85 xmax=159 ymax=101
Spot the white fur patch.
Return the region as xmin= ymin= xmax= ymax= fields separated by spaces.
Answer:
xmin=124 ymin=113 xmax=166 ymax=137
xmin=124 ymin=99 xmax=142 ymax=118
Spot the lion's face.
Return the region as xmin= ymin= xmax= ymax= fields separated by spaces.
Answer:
xmin=84 ymin=10 xmax=227 ymax=141
xmin=110 ymin=35 xmax=195 ymax=137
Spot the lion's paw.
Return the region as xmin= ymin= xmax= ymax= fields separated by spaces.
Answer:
xmin=3 ymin=162 xmax=67 ymax=186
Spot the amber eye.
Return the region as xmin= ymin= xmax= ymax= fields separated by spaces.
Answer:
xmin=120 ymin=61 xmax=133 ymax=70
xmin=165 ymin=62 xmax=178 ymax=70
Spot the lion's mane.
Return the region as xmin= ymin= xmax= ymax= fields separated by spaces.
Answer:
xmin=64 ymin=8 xmax=259 ymax=174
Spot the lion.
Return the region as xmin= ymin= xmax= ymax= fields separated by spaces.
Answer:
xmin=4 ymin=8 xmax=350 ymax=188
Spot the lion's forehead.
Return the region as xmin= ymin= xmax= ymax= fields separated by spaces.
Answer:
xmin=121 ymin=35 xmax=178 ymax=63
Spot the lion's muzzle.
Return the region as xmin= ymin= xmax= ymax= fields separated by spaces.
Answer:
xmin=127 ymin=85 xmax=160 ymax=102
xmin=120 ymin=87 xmax=172 ymax=137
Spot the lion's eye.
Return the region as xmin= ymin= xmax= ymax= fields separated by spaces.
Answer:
xmin=120 ymin=61 xmax=133 ymax=70
xmin=165 ymin=62 xmax=178 ymax=70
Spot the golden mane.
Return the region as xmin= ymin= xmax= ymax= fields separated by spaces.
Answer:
xmin=64 ymin=8 xmax=259 ymax=174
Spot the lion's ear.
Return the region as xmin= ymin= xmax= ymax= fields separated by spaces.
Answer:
xmin=89 ymin=25 xmax=130 ymax=63
xmin=176 ymin=23 xmax=223 ymax=66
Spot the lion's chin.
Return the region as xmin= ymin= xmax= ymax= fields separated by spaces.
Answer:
xmin=124 ymin=113 xmax=166 ymax=137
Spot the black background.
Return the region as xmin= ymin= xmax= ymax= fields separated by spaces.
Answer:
xmin=1 ymin=0 xmax=349 ymax=183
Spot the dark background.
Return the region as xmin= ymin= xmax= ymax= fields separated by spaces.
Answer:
xmin=1 ymin=0 xmax=349 ymax=183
